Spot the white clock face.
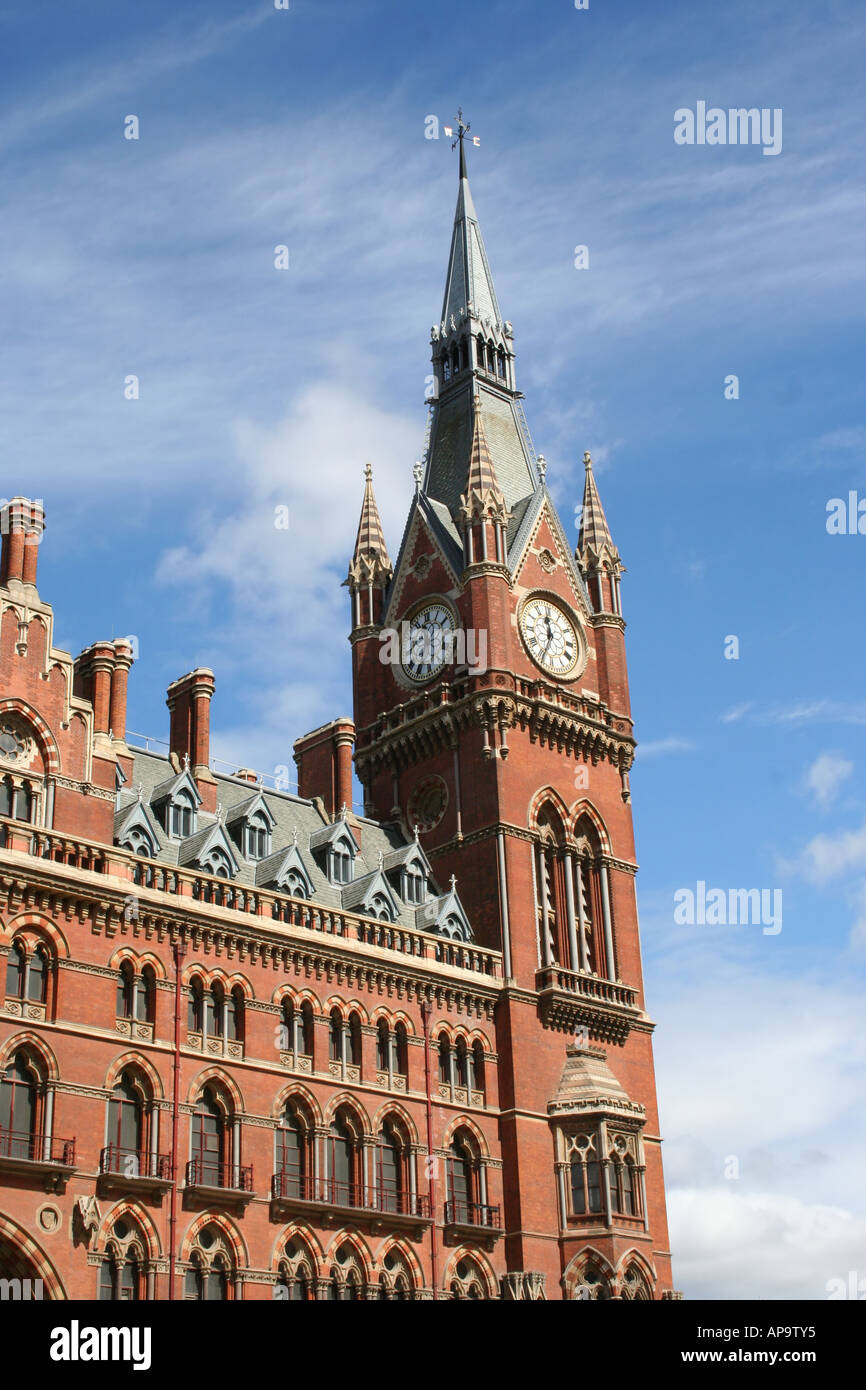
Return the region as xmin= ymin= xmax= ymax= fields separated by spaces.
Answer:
xmin=519 ymin=596 xmax=581 ymax=677
xmin=401 ymin=603 xmax=456 ymax=684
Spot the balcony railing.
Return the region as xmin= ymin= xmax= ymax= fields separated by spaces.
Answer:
xmin=0 ymin=814 xmax=502 ymax=982
xmin=444 ymin=1200 xmax=502 ymax=1229
xmin=186 ymin=1158 xmax=254 ymax=1192
xmin=0 ymin=1128 xmax=75 ymax=1165
xmin=100 ymin=1146 xmax=172 ymax=1181
xmin=535 ymin=967 xmax=638 ymax=1011
xmin=270 ymin=1171 xmax=430 ymax=1217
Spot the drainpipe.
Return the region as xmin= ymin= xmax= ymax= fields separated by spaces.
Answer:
xmin=420 ymin=999 xmax=439 ymax=1300
xmin=168 ymin=937 xmax=186 ymax=1301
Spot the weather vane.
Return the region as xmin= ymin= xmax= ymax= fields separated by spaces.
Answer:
xmin=443 ymin=108 xmax=480 ymax=177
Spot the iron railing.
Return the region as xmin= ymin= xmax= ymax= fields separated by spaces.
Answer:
xmin=100 ymin=1146 xmax=171 ymax=1180
xmin=0 ymin=1128 xmax=75 ymax=1165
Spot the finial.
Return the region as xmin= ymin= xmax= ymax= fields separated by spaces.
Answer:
xmin=216 ymin=802 xmax=223 ymax=823
xmin=413 ymin=460 xmax=423 ymax=491
xmin=339 ymin=801 xmax=348 ymax=821
xmin=136 ymin=781 xmax=143 ymax=803
xmin=537 ymin=454 xmax=547 ymax=482
xmin=377 ymin=849 xmax=384 ymax=871
xmin=449 ymin=873 xmax=457 ymax=892
xmin=443 ymin=108 xmax=480 ymax=181
xmin=583 ymin=451 xmax=592 ymax=470
xmin=413 ymin=823 xmax=420 ymax=842
xmin=364 ymin=463 xmax=373 ymax=483
xmin=182 ymin=751 xmax=190 ymax=771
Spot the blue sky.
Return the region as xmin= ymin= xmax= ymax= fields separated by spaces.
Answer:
xmin=3 ymin=0 xmax=865 ymax=1298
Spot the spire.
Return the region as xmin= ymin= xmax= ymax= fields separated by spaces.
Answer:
xmin=347 ymin=464 xmax=393 ymax=589
xmin=458 ymin=393 xmax=509 ymax=527
xmin=576 ymin=451 xmax=619 ymax=569
xmin=422 ymin=130 xmax=538 ymax=520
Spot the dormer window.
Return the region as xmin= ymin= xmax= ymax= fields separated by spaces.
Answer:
xmin=285 ymin=869 xmax=308 ymax=900
xmin=402 ymin=866 xmax=426 ymax=905
xmin=202 ymin=848 xmax=233 ymax=879
xmin=369 ymin=893 xmax=394 ymax=922
xmin=330 ymin=845 xmax=352 ymax=885
xmin=169 ymin=791 xmax=195 ymax=839
xmin=245 ymin=811 xmax=270 ymax=861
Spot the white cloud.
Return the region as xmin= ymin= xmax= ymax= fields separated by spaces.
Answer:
xmin=794 ymin=820 xmax=866 ymax=885
xmin=804 ymin=752 xmax=854 ymax=809
xmin=638 ymin=736 xmax=696 ymax=758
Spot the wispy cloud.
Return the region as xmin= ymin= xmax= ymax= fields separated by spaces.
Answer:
xmin=638 ymin=736 xmax=696 ymax=758
xmin=804 ymin=752 xmax=855 ymax=809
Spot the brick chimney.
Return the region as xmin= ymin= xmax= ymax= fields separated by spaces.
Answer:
xmin=74 ymin=641 xmax=117 ymax=749
xmin=166 ymin=669 xmax=217 ymax=812
xmin=293 ymin=717 xmax=355 ymax=819
xmin=1 ymin=497 xmax=45 ymax=590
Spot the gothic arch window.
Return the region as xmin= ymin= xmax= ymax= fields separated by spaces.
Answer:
xmin=475 ymin=333 xmax=485 ymax=370
xmin=459 ymin=338 xmax=468 ymax=372
xmin=455 ymin=1036 xmax=468 ymax=1089
xmin=440 ymin=914 xmax=464 ymax=940
xmin=450 ymin=347 xmax=460 ymax=377
xmin=329 ymin=1008 xmax=343 ymax=1063
xmin=281 ymin=997 xmax=313 ymax=1057
xmin=496 ymin=347 xmax=506 ymax=378
xmin=572 ymin=814 xmax=614 ymax=978
xmin=449 ymin=1258 xmax=487 ymax=1300
xmin=202 ymin=849 xmax=232 ymax=879
xmin=328 ymin=1109 xmax=362 ymax=1204
xmin=326 ymin=1242 xmax=364 ymax=1301
xmin=621 ymin=1263 xmax=652 ymax=1300
xmin=285 ymin=869 xmax=308 ymax=899
xmin=486 ymin=340 xmax=495 ymax=372
xmin=105 ymin=1071 xmax=145 ymax=1172
xmin=568 ymin=1134 xmax=603 ymax=1216
xmin=245 ymin=810 xmax=270 ymax=861
xmin=442 ymin=356 xmax=451 ymax=383
xmin=571 ymin=1263 xmax=610 ymax=1301
xmin=534 ymin=803 xmax=569 ymax=968
xmin=275 ymin=1099 xmax=313 ymax=1199
xmin=122 ymin=826 xmax=155 ymax=857
xmin=184 ymin=1224 xmax=236 ymax=1301
xmin=402 ymin=865 xmax=425 ymax=905
xmin=116 ymin=961 xmax=135 ymax=1019
xmin=0 ymin=1051 xmax=42 ymax=1159
xmin=98 ymin=1215 xmax=148 ymax=1301
xmin=376 ymin=1116 xmax=408 ymax=1214
xmin=299 ymin=1000 xmax=315 ymax=1060
xmin=394 ymin=1022 xmax=408 ymax=1080
xmin=191 ymin=1086 xmax=229 ymax=1188
xmin=369 ymin=892 xmax=393 ymax=922
xmin=6 ymin=937 xmax=50 ymax=1004
xmin=376 ymin=1018 xmax=389 ymax=1071
xmin=276 ymin=1237 xmax=316 ymax=1301
xmin=329 ymin=844 xmax=352 ymax=886
xmin=377 ymin=1248 xmax=415 ymax=1300
xmin=446 ymin=1131 xmax=482 ymax=1224
xmin=226 ymin=986 xmax=245 ymax=1043
xmin=472 ymin=1041 xmax=486 ymax=1101
xmin=187 ymin=975 xmax=205 ymax=1032
xmin=437 ymin=1033 xmax=450 ymax=1086
xmin=611 ymin=1157 xmax=636 ymax=1217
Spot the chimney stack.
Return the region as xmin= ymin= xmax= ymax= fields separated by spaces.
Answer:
xmin=166 ymin=669 xmax=217 ymax=811
xmin=293 ymin=717 xmax=355 ymax=819
xmin=1 ymin=498 xmax=45 ymax=590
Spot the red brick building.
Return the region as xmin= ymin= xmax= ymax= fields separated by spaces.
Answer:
xmin=0 ymin=147 xmax=675 ymax=1301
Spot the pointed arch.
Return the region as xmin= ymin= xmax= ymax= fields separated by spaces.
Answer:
xmin=323 ymin=1091 xmax=370 ymax=1134
xmin=0 ymin=1030 xmax=59 ymax=1080
xmin=0 ymin=1214 xmax=67 ymax=1299
xmin=187 ymin=1066 xmax=244 ymax=1113
xmin=375 ymin=1234 xmax=425 ymax=1285
xmin=527 ymin=785 xmax=571 ymax=836
xmin=271 ymin=1221 xmax=325 ymax=1275
xmin=3 ymin=912 xmax=69 ymax=959
xmin=0 ymin=697 xmax=61 ymax=774
xmin=180 ymin=1211 xmax=248 ymax=1267
xmin=441 ymin=1113 xmax=490 ymax=1157
xmin=562 ymin=1245 xmax=616 ymax=1300
xmin=272 ymin=983 xmax=321 ymax=1012
xmin=442 ymin=1247 xmax=497 ymax=1300
xmin=322 ymin=1228 xmax=375 ymax=1284
xmin=272 ymin=1081 xmax=322 ymax=1126
xmin=370 ymin=1099 xmax=420 ymax=1146
xmin=568 ymin=799 xmax=612 ymax=854
xmin=104 ymin=1051 xmax=164 ymax=1099
xmin=96 ymin=1201 xmax=162 ymax=1262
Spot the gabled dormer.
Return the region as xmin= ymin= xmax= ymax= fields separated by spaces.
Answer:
xmin=255 ymin=839 xmax=314 ymax=898
xmin=341 ymin=863 xmax=402 ymax=922
xmin=225 ymin=789 xmax=276 ymax=862
xmin=151 ymin=764 xmax=202 ymax=840
xmin=383 ymin=840 xmax=431 ymax=906
xmin=309 ymin=816 xmax=358 ymax=886
xmin=114 ymin=796 xmax=161 ymax=859
xmin=416 ymin=876 xmax=473 ymax=941
xmin=178 ymin=819 xmax=239 ymax=879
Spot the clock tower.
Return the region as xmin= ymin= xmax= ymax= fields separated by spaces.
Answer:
xmin=345 ymin=133 xmax=674 ymax=1298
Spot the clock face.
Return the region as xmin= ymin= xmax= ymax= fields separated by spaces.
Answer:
xmin=519 ymin=596 xmax=581 ymax=677
xmin=401 ymin=603 xmax=456 ymax=684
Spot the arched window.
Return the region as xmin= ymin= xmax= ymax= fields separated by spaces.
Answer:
xmin=192 ymin=1087 xmax=227 ymax=1188
xmin=328 ymin=1111 xmax=362 ymax=1204
xmin=450 ymin=348 xmax=459 ymax=377
xmin=206 ymin=984 xmax=224 ymax=1038
xmin=476 ymin=334 xmax=485 ymax=370
xmin=184 ymin=1225 xmax=234 ymax=1300
xmin=447 ymin=1134 xmax=475 ymax=1224
xmin=227 ymin=986 xmax=245 ymax=1043
xmin=611 ymin=1158 xmax=637 ymax=1217
xmin=496 ymin=347 xmax=506 ymax=378
xmin=0 ymin=1052 xmax=40 ymax=1160
xmin=486 ymin=341 xmax=495 ymax=372
xmin=327 ymin=1242 xmax=363 ymax=1300
xmin=276 ymin=1238 xmax=316 ymax=1301
xmin=99 ymin=1217 xmax=145 ymax=1301
xmin=330 ymin=846 xmax=352 ymax=885
xmin=246 ymin=811 xmax=270 ymax=861
xmin=6 ymin=938 xmax=50 ymax=1005
xmin=299 ymin=1000 xmax=314 ymax=1059
xmin=369 ymin=893 xmax=393 ymax=922
xmin=329 ymin=1008 xmax=343 ymax=1063
xmin=106 ymin=1072 xmax=144 ymax=1172
xmin=187 ymin=976 xmax=204 ymax=1032
xmin=395 ymin=1022 xmax=408 ymax=1081
xmin=285 ymin=869 xmax=307 ymax=899
xmin=376 ymin=1019 xmax=390 ymax=1071
xmin=0 ymin=776 xmax=12 ymax=818
xmin=449 ymin=1258 xmax=487 ymax=1300
xmin=437 ymin=1034 xmax=450 ymax=1086
xmin=442 ymin=357 xmax=451 ymax=383
xmin=169 ymin=791 xmax=195 ymax=839
xmin=377 ymin=1118 xmax=405 ymax=1214
xmin=116 ymin=961 xmax=135 ymax=1019
xmin=138 ymin=965 xmax=156 ymax=1023
xmin=459 ymin=339 xmax=468 ymax=372
xmin=472 ymin=1040 xmax=485 ymax=1100
xmin=275 ymin=1100 xmax=310 ymax=1199
xmin=455 ymin=1036 xmax=468 ymax=1089
xmin=348 ymin=1011 xmax=362 ymax=1068
xmin=570 ymin=1150 xmax=602 ymax=1216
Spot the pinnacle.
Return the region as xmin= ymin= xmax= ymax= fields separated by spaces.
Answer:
xmin=347 ymin=465 xmax=392 ymax=588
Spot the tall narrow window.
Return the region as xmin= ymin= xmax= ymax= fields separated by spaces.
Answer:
xmin=276 ymin=1104 xmax=307 ymax=1198
xmin=116 ymin=961 xmax=135 ymax=1019
xmin=377 ymin=1019 xmax=390 ymax=1071
xmin=5 ymin=939 xmax=25 ymax=999
xmin=395 ymin=1023 xmax=408 ymax=1081
xmin=447 ymin=1136 xmax=474 ymax=1224
xmin=378 ymin=1120 xmax=403 ymax=1213
xmin=227 ymin=986 xmax=244 ymax=1043
xmin=107 ymin=1072 xmax=143 ymax=1171
xmin=13 ymin=782 xmax=32 ymax=823
xmin=329 ymin=1009 xmax=343 ymax=1063
xmin=0 ymin=1053 xmax=39 ymax=1160
xmin=192 ymin=1088 xmax=225 ymax=1187
xmin=137 ymin=965 xmax=156 ymax=1023
xmin=188 ymin=976 xmax=204 ymax=1032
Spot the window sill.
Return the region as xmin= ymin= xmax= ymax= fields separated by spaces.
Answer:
xmin=4 ymin=998 xmax=46 ymax=1022
xmin=279 ymin=1052 xmax=313 ymax=1073
xmin=115 ymin=1018 xmax=153 ymax=1041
